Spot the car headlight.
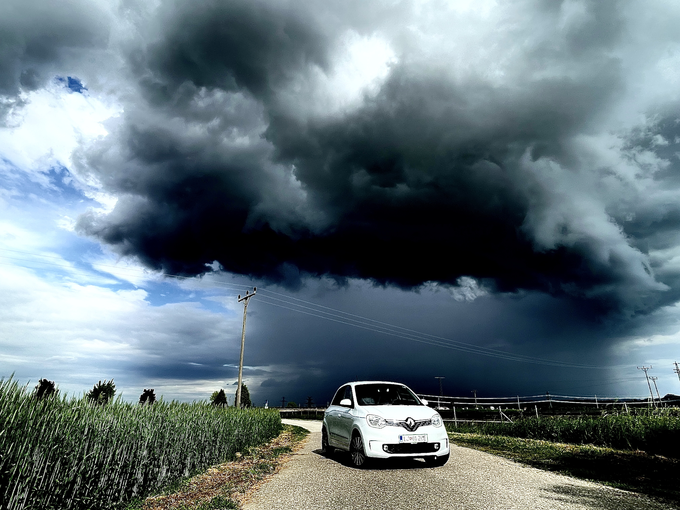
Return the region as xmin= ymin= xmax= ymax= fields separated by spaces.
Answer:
xmin=431 ymin=414 xmax=442 ymax=427
xmin=366 ymin=414 xmax=387 ymax=428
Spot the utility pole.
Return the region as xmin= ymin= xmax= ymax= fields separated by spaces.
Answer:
xmin=471 ymin=389 xmax=478 ymax=408
xmin=236 ymin=287 xmax=256 ymax=409
xmin=435 ymin=377 xmax=444 ymax=409
xmin=281 ymin=396 xmax=286 ymax=408
xmin=650 ymin=376 xmax=662 ymax=406
xmin=674 ymin=362 xmax=680 ymax=384
xmin=637 ymin=365 xmax=655 ymax=407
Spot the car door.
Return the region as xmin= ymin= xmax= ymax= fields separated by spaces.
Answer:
xmin=335 ymin=385 xmax=355 ymax=449
xmin=326 ymin=386 xmax=347 ymax=447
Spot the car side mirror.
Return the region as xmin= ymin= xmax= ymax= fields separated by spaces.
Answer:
xmin=340 ymin=398 xmax=352 ymax=407
xmin=421 ymin=399 xmax=429 ymax=406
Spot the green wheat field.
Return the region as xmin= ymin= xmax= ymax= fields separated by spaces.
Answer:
xmin=0 ymin=377 xmax=282 ymax=510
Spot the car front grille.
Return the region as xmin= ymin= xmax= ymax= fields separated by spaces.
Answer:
xmin=395 ymin=418 xmax=431 ymax=432
xmin=383 ymin=442 xmax=439 ymax=454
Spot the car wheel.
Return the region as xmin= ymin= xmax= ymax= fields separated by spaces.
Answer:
xmin=322 ymin=426 xmax=334 ymax=454
xmin=350 ymin=432 xmax=368 ymax=468
xmin=425 ymin=453 xmax=449 ymax=467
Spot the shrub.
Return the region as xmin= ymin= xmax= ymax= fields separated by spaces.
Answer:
xmin=33 ymin=379 xmax=57 ymax=400
xmin=210 ymin=389 xmax=228 ymax=407
xmin=86 ymin=379 xmax=116 ymax=405
xmin=139 ymin=388 xmax=156 ymax=405
xmin=235 ymin=384 xmax=251 ymax=408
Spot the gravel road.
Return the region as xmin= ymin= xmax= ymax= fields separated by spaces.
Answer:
xmin=242 ymin=419 xmax=676 ymax=510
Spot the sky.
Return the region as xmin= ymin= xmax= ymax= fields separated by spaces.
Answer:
xmin=3 ymin=0 xmax=680 ymax=407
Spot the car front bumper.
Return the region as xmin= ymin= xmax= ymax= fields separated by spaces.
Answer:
xmin=362 ymin=427 xmax=450 ymax=459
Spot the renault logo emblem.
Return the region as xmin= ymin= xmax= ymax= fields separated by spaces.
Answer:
xmin=406 ymin=417 xmax=415 ymax=430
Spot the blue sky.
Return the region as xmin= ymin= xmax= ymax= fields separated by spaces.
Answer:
xmin=3 ymin=0 xmax=680 ymax=406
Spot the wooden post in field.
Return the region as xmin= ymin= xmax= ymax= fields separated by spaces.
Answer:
xmin=453 ymin=406 xmax=458 ymax=428
xmin=650 ymin=376 xmax=662 ymax=407
xmin=637 ymin=365 xmax=656 ymax=408
xmin=535 ymin=404 xmax=539 ymax=419
xmin=236 ymin=287 xmax=256 ymax=409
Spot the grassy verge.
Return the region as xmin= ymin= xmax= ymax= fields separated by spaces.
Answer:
xmin=445 ymin=412 xmax=680 ymax=457
xmin=449 ymin=432 xmax=680 ymax=505
xmin=128 ymin=425 xmax=309 ymax=510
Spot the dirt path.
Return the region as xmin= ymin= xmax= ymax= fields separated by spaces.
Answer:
xmin=242 ymin=419 xmax=676 ymax=510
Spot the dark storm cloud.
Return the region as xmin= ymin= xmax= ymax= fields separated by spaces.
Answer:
xmin=71 ymin=0 xmax=677 ymax=315
xmin=135 ymin=0 xmax=330 ymax=102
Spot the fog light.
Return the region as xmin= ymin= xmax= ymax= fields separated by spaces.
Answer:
xmin=434 ymin=443 xmax=440 ymax=450
xmin=383 ymin=445 xmax=389 ymax=452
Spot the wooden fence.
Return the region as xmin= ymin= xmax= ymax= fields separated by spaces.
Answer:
xmin=278 ymin=408 xmax=325 ymax=419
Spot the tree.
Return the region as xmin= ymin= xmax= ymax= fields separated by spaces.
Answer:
xmin=34 ymin=379 xmax=57 ymax=400
xmin=86 ymin=379 xmax=116 ymax=405
xmin=286 ymin=401 xmax=298 ymax=408
xmin=235 ymin=384 xmax=251 ymax=408
xmin=139 ymin=388 xmax=156 ymax=405
xmin=210 ymin=389 xmax=228 ymax=407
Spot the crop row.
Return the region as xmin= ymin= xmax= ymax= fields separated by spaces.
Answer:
xmin=0 ymin=377 xmax=282 ymax=510
xmin=446 ymin=411 xmax=680 ymax=457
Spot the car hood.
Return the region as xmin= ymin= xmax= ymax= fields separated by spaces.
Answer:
xmin=360 ymin=405 xmax=437 ymax=421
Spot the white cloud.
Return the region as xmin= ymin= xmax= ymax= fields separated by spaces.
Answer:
xmin=0 ymin=263 xmax=244 ymax=400
xmin=281 ymin=30 xmax=397 ymax=119
xmin=448 ymin=277 xmax=488 ymax=302
xmin=87 ymin=252 xmax=164 ymax=287
xmin=0 ymin=82 xmax=120 ymax=174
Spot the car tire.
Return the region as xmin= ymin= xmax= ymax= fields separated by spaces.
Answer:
xmin=425 ymin=453 xmax=449 ymax=467
xmin=321 ymin=426 xmax=334 ymax=454
xmin=350 ymin=432 xmax=369 ymax=468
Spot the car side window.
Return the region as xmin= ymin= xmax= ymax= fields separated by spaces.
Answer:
xmin=331 ymin=386 xmax=347 ymax=406
xmin=343 ymin=386 xmax=354 ymax=407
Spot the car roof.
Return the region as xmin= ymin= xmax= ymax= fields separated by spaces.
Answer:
xmin=346 ymin=381 xmax=409 ymax=386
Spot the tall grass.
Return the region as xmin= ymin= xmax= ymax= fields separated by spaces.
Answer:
xmin=446 ymin=411 xmax=680 ymax=457
xmin=0 ymin=377 xmax=282 ymax=510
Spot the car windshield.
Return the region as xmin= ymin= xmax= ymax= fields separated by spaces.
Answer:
xmin=355 ymin=384 xmax=422 ymax=406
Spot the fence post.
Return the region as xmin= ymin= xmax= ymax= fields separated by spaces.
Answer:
xmin=595 ymin=395 xmax=598 ymax=409
xmin=517 ymin=395 xmax=521 ymax=410
xmin=453 ymin=406 xmax=458 ymax=428
xmin=535 ymin=404 xmax=539 ymax=419
xmin=500 ymin=408 xmax=513 ymax=423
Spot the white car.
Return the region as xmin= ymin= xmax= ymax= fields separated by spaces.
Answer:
xmin=322 ymin=381 xmax=450 ymax=468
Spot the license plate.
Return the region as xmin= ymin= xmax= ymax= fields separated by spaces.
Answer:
xmin=399 ymin=434 xmax=427 ymax=444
